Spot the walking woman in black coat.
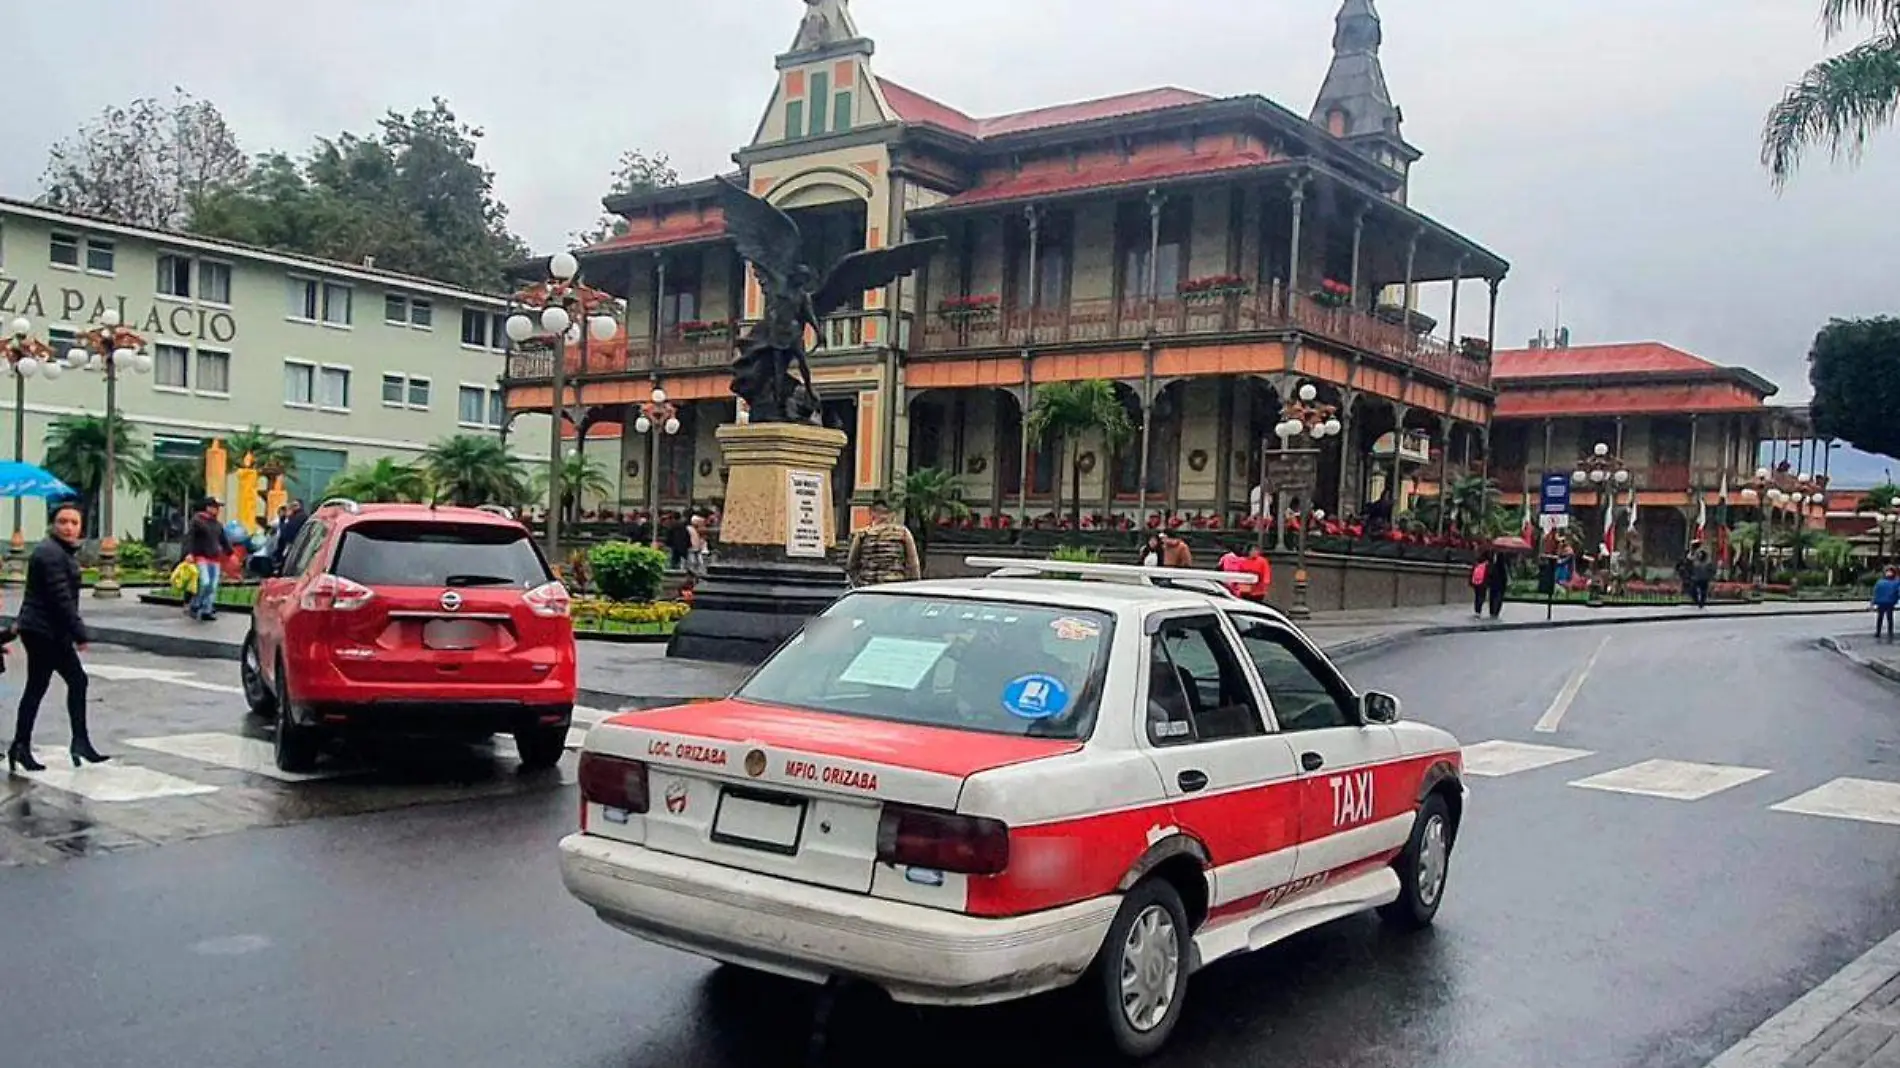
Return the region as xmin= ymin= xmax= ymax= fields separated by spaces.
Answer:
xmin=6 ymin=502 xmax=106 ymax=772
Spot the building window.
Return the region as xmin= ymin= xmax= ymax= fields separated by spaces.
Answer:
xmin=409 ymin=298 xmax=433 ymax=329
xmin=283 ymin=361 xmax=315 ymax=406
xmin=321 ymin=283 xmax=352 ymax=326
xmin=50 ymin=232 xmax=79 ymax=268
xmin=808 ymin=71 xmax=830 ymax=135
xmin=319 ymin=366 xmax=351 ymax=409
xmin=458 ymin=385 xmax=488 ymax=427
xmin=85 ymin=238 xmax=114 ymax=275
xmin=154 ymin=343 xmax=190 ymax=388
xmin=1118 ymin=199 xmax=1187 ymax=302
xmin=661 ymin=253 xmax=702 ymax=330
xmin=288 ymin=278 xmax=319 ymax=321
xmin=47 ymin=328 xmax=76 ymax=354
xmin=460 ymin=308 xmax=489 ymax=348
xmin=385 ymin=295 xmax=408 ymax=324
xmin=196 ymin=349 xmax=230 ymax=395
xmin=488 ymin=389 xmax=505 ymax=428
xmin=157 ymin=254 xmax=191 ymax=298
xmin=381 ymin=374 xmax=429 ymax=409
xmin=785 ymin=100 xmax=805 ymax=141
xmin=408 ymin=376 xmax=430 ymax=408
xmin=490 ymin=313 xmax=508 ymax=351
xmin=834 ymin=92 xmax=853 ymax=133
xmin=200 ymin=261 xmax=232 ymax=304
xmin=382 ymin=373 xmax=406 ymax=406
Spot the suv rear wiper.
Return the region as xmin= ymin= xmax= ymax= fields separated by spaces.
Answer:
xmin=444 ymin=574 xmax=519 ymax=588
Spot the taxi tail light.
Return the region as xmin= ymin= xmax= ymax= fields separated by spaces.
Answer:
xmin=877 ymin=805 xmax=1009 ymax=876
xmin=299 ymin=573 xmax=375 ymax=612
xmin=523 ymin=580 xmax=571 ymax=618
xmin=578 ymin=752 xmax=649 ymax=815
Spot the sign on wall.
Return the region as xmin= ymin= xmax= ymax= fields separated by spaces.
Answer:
xmin=0 ymin=280 xmax=238 ymax=343
xmin=786 ymin=469 xmax=826 ymax=558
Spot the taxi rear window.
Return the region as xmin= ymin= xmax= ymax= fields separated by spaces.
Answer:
xmin=737 ymin=592 xmax=1113 ymax=740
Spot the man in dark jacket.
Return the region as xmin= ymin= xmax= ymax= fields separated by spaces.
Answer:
xmin=7 ymin=501 xmax=103 ymax=771
xmin=276 ymin=499 xmax=308 ymax=557
xmin=183 ymin=497 xmax=232 ymax=621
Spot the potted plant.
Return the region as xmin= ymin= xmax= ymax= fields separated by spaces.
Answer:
xmin=1179 ymin=275 xmax=1253 ymax=303
xmin=936 ymin=294 xmax=1002 ymax=322
xmin=1312 ymin=279 xmax=1353 ymax=309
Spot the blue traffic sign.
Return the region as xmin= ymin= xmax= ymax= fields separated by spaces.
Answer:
xmin=1540 ymin=474 xmax=1572 ymax=516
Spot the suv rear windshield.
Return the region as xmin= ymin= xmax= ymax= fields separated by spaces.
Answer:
xmin=331 ymin=521 xmax=551 ymax=588
xmin=737 ymin=592 xmax=1114 ymax=740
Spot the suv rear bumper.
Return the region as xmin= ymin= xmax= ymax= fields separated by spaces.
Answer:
xmin=291 ymin=699 xmax=572 ymax=738
xmin=558 ymin=833 xmax=1117 ymax=1006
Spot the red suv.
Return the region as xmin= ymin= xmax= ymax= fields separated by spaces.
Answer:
xmin=239 ymin=499 xmax=577 ymax=773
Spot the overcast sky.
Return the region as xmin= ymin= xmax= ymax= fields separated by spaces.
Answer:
xmin=7 ymin=0 xmax=1896 ymax=453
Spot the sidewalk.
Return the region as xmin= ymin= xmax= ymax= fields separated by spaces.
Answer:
xmin=1821 ymin=633 xmax=1900 ymax=687
xmin=1705 ymin=928 xmax=1900 ymax=1068
xmin=72 ymin=596 xmax=1866 ymax=710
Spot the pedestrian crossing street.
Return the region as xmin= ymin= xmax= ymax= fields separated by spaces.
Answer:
xmin=1464 ymin=739 xmax=1900 ymax=828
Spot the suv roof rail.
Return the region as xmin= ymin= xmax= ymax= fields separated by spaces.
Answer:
xmin=318 ymin=497 xmax=361 ymax=515
xmin=474 ymin=504 xmax=516 ymax=519
xmin=961 ymin=556 xmax=1259 ymax=589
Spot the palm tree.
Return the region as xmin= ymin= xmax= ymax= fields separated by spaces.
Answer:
xmin=1857 ymin=483 xmax=1899 ymax=511
xmin=223 ymin=424 xmax=298 ymax=476
xmin=1732 ymin=520 xmax=1764 ymax=578
xmin=1779 ymin=523 xmax=1829 ymax=572
xmin=144 ymin=457 xmax=203 ymax=541
xmin=1025 ymin=380 xmax=1134 ymax=527
xmin=1814 ymin=533 xmax=1858 ymax=585
xmin=1761 ymin=0 xmax=1900 ymax=187
xmin=43 ymin=412 xmax=149 ymax=534
xmin=892 ymin=466 xmax=970 ymax=562
xmin=422 ymin=434 xmax=528 ymax=508
xmin=533 ymin=450 xmax=613 ymax=524
xmin=325 ymin=458 xmax=430 ymax=504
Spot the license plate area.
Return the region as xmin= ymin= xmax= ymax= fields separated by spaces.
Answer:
xmin=711 ymin=787 xmax=807 ymax=856
xmin=423 ymin=619 xmax=492 ymax=650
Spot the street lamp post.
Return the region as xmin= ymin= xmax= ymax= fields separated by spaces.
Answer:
xmin=1271 ymin=382 xmax=1344 ymax=619
xmin=1 ymin=318 xmax=64 ymax=586
xmin=633 ymin=387 xmax=681 ymax=550
xmin=1570 ymin=442 xmax=1631 ymax=598
xmin=70 ymin=310 xmax=151 ymax=598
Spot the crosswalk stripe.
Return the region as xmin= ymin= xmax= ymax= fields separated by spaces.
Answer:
xmin=6 ymin=760 xmax=220 ymax=802
xmin=1770 ymin=778 xmax=1900 ymax=827
xmin=124 ymin=733 xmax=349 ymax=783
xmin=1461 ymin=739 xmax=1595 ymax=777
xmin=1570 ymin=759 xmax=1771 ymax=801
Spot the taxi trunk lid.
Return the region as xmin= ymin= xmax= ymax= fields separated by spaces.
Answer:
xmin=584 ymin=699 xmax=1082 ymax=895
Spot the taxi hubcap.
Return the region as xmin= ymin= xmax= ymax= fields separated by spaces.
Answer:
xmin=1119 ymin=904 xmax=1180 ymax=1032
xmin=1417 ymin=814 xmax=1449 ymax=907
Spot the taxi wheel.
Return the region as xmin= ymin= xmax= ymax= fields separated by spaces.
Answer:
xmin=240 ymin=631 xmax=275 ymax=718
xmin=1090 ymin=878 xmax=1191 ymax=1059
xmin=513 ymin=725 xmax=568 ymax=770
xmin=1380 ymin=792 xmax=1454 ymax=931
xmin=272 ymin=657 xmax=320 ymax=774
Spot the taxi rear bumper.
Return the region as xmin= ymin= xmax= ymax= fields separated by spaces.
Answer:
xmin=558 ymin=833 xmax=1119 ymax=1006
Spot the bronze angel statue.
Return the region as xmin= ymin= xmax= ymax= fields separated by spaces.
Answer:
xmin=717 ymin=177 xmax=944 ymax=423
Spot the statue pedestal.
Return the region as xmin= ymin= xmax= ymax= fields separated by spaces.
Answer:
xmin=666 ymin=423 xmax=851 ymax=665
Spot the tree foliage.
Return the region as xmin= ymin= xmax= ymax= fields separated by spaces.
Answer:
xmin=40 ymin=89 xmax=249 ymax=229
xmin=1762 ymin=0 xmax=1900 ymax=186
xmin=191 ymin=98 xmax=528 ymax=290
xmin=573 ymin=149 xmax=680 ymax=246
xmin=892 ymin=467 xmax=969 ymax=562
xmin=423 ymin=434 xmax=529 ymax=508
xmin=534 ymin=450 xmax=614 ymax=522
xmin=324 ymin=458 xmax=430 ymax=504
xmin=1026 ymin=380 xmax=1135 ymax=528
xmin=1809 ymin=317 xmax=1900 ymax=460
xmin=44 ymin=413 xmax=149 ymax=533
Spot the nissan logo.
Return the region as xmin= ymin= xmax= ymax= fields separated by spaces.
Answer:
xmin=440 ymin=590 xmax=463 ymax=612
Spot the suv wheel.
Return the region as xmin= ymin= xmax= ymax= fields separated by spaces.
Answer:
xmin=240 ymin=631 xmax=276 ymax=717
xmin=514 ymin=725 xmax=568 ymax=770
xmin=1090 ymin=877 xmax=1191 ymax=1059
xmin=272 ymin=656 xmax=321 ymax=774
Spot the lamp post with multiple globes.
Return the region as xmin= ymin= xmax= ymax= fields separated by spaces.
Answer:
xmin=1570 ymin=442 xmax=1631 ymax=555
xmin=632 ymin=388 xmax=681 ymax=549
xmin=69 ymin=309 xmax=152 ymax=598
xmin=1270 ymin=382 xmax=1344 ymax=619
xmin=1 ymin=317 xmax=65 ymax=585
xmin=502 ymin=251 xmax=618 ymax=561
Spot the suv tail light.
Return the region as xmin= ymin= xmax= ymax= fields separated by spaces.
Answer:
xmin=299 ymin=573 xmax=375 ymax=612
xmin=524 ymin=580 xmax=571 ymax=618
xmin=877 ymin=805 xmax=1010 ymax=876
xmin=578 ymin=752 xmax=649 ymax=814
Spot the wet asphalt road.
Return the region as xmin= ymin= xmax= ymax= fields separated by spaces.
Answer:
xmin=0 ymin=615 xmax=1898 ymax=1067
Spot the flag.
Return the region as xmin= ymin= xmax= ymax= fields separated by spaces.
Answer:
xmin=1520 ymin=495 xmax=1534 ymax=545
xmin=1602 ymin=501 xmax=1615 ymax=556
xmin=1695 ymin=497 xmax=1708 ymax=543
xmin=1716 ymin=474 xmax=1732 ymax=567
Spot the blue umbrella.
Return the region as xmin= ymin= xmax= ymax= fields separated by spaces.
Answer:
xmin=0 ymin=462 xmax=75 ymax=499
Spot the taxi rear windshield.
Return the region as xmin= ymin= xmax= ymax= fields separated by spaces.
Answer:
xmin=738 ymin=593 xmax=1113 ymax=740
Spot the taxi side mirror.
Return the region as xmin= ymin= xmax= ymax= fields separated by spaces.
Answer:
xmin=1361 ymin=691 xmax=1401 ymax=725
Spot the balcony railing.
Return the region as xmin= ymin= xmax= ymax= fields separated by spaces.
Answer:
xmin=501 ymin=311 xmax=903 ymax=385
xmin=918 ymin=289 xmax=1492 ymax=388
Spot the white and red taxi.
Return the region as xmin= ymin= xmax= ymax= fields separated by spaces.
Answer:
xmin=559 ymin=561 xmax=1464 ymax=1058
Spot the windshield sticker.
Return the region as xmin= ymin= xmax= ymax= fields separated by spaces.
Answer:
xmin=1002 ymin=674 xmax=1072 ymax=720
xmin=1051 ymin=617 xmax=1102 ymax=642
xmin=838 ymin=636 xmax=949 ymax=689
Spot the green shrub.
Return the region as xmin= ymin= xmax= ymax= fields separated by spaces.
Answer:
xmin=587 ymin=541 xmax=668 ymax=602
xmin=116 ymin=541 xmax=155 ymax=571
xmin=1049 ymin=545 xmax=1103 ymax=564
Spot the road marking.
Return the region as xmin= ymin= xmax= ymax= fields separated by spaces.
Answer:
xmin=1570 ymin=759 xmax=1770 ymax=801
xmin=1534 ymin=635 xmax=1611 ymax=734
xmin=1702 ymin=925 xmax=1900 ymax=1067
xmin=124 ymin=732 xmax=348 ymax=783
xmin=1461 ymin=740 xmax=1595 ymax=777
xmin=1771 ymin=778 xmax=1900 ymax=827
xmin=8 ymin=761 xmax=219 ymax=802
xmin=87 ymin=663 xmax=244 ymax=696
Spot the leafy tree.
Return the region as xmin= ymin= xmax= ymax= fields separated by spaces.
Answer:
xmin=40 ymin=89 xmax=248 ymax=229
xmin=144 ymin=457 xmax=203 ymax=535
xmin=574 ymin=149 xmax=680 ymax=246
xmin=892 ymin=466 xmax=970 ymax=563
xmin=534 ymin=450 xmax=614 ymax=524
xmin=224 ymin=425 xmax=298 ymax=475
xmin=1025 ymin=380 xmax=1134 ymax=528
xmin=1763 ymin=0 xmax=1900 ymax=186
xmin=43 ymin=413 xmax=149 ymax=534
xmin=1814 ymin=533 xmax=1858 ymax=583
xmin=1859 ymin=483 xmax=1900 ymax=510
xmin=423 ymin=434 xmax=528 ymax=508
xmin=1732 ymin=520 xmax=1764 ymax=578
xmin=191 ymin=98 xmax=528 ymax=290
xmin=1778 ymin=522 xmax=1829 ymax=571
xmin=1808 ymin=317 xmax=1900 ymax=460
xmin=324 ymin=458 xmax=430 ymax=504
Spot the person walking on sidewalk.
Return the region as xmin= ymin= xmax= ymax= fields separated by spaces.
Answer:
xmin=184 ymin=497 xmax=232 ymax=622
xmin=1874 ymin=566 xmax=1900 ymax=642
xmin=1471 ymin=550 xmax=1510 ymax=620
xmin=7 ymin=502 xmax=106 ymax=772
xmin=1691 ymin=549 xmax=1717 ymax=609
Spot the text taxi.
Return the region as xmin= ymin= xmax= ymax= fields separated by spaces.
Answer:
xmin=558 ymin=561 xmax=1466 ymax=1059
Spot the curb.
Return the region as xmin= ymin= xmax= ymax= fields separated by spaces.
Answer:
xmin=1818 ymin=635 xmax=1900 ymax=686
xmin=1702 ymin=926 xmax=1900 ymax=1067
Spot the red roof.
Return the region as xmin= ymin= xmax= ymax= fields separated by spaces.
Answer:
xmin=581 ymin=213 xmax=726 ymax=255
xmin=880 ymin=80 xmax=1212 ymax=139
xmin=1492 ymin=342 xmax=1719 ymax=380
xmin=1497 ymin=384 xmax=1771 ymax=419
xmin=935 ymin=143 xmax=1278 ymax=209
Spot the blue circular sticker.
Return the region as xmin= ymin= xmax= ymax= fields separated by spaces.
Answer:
xmin=1001 ymin=674 xmax=1071 ymax=720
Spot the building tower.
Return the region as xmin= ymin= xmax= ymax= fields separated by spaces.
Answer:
xmin=1311 ymin=0 xmax=1422 ymax=202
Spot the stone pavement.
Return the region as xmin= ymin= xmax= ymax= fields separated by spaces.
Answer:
xmin=1821 ymin=632 xmax=1900 ymax=687
xmin=1706 ymin=929 xmax=1900 ymax=1068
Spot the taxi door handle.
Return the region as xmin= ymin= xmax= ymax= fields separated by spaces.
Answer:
xmin=1177 ymin=770 xmax=1209 ymax=793
xmin=1300 ymin=752 xmax=1325 ymax=772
